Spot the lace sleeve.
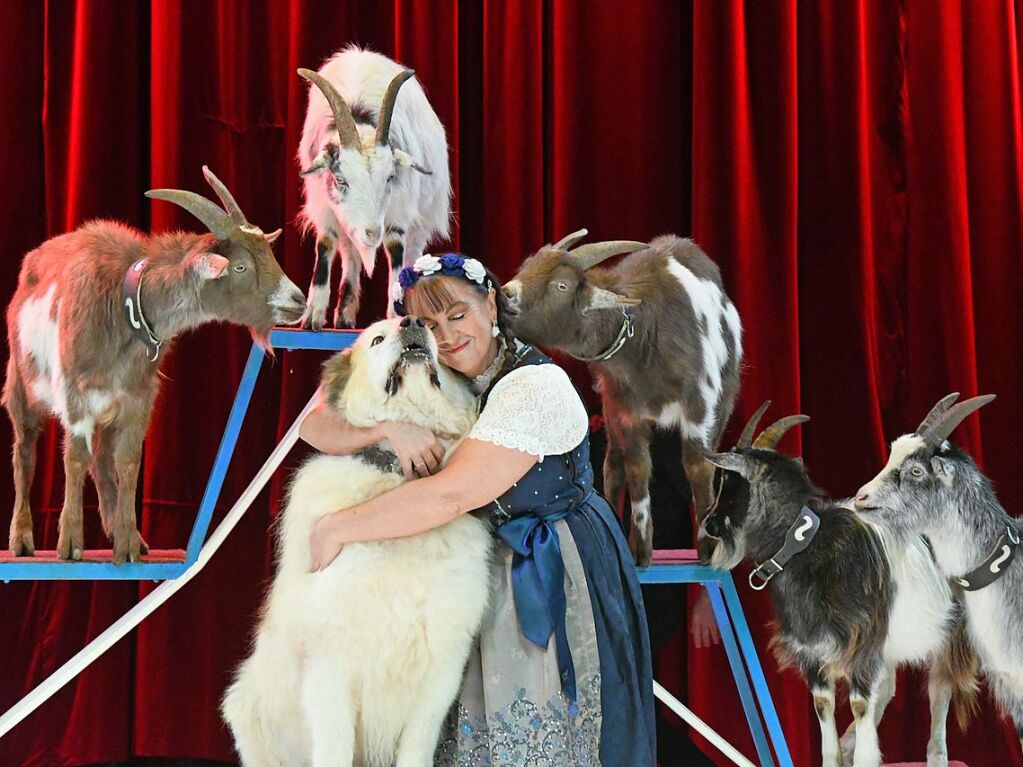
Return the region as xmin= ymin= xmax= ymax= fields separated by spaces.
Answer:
xmin=468 ymin=364 xmax=589 ymax=459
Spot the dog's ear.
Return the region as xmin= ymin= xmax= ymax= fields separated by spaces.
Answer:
xmin=321 ymin=349 xmax=353 ymax=411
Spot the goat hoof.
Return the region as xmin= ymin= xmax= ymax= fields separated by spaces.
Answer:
xmin=628 ymin=529 xmax=652 ymax=567
xmin=332 ymin=315 xmax=356 ymax=330
xmin=113 ymin=532 xmax=144 ymax=565
xmin=57 ymin=534 xmax=83 ymax=561
xmin=8 ymin=530 xmax=35 ymax=557
xmin=300 ymin=309 xmax=326 ymax=332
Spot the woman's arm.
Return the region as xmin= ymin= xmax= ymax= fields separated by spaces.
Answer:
xmin=300 ymin=402 xmax=450 ymax=479
xmin=310 ymin=438 xmax=537 ymax=569
xmin=299 ymin=402 xmax=386 ymax=454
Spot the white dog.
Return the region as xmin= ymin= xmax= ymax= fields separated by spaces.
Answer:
xmin=222 ymin=317 xmax=492 ymax=767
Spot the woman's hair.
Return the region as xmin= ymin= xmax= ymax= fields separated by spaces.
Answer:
xmin=403 ymin=264 xmax=519 ymax=378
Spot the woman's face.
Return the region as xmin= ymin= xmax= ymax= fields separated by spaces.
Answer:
xmin=405 ymin=276 xmax=499 ymax=378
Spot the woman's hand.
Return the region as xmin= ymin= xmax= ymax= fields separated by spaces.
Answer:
xmin=383 ymin=421 xmax=452 ymax=479
xmin=690 ymin=589 xmax=721 ymax=648
xmin=310 ymin=513 xmax=344 ymax=571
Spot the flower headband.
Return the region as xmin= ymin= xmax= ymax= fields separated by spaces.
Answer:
xmin=391 ymin=253 xmax=492 ymax=316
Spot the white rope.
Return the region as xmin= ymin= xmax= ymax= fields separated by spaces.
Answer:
xmin=653 ymin=681 xmax=757 ymax=767
xmin=0 ymin=395 xmax=318 ymax=739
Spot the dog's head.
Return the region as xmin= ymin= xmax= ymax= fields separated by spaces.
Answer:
xmin=320 ymin=317 xmax=477 ymax=436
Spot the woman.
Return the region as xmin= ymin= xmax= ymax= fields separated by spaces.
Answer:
xmin=302 ymin=253 xmax=656 ymax=766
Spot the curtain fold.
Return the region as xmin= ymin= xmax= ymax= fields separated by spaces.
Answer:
xmin=0 ymin=1 xmax=1021 ymax=765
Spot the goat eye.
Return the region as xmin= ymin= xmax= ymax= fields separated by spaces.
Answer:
xmin=911 ymin=466 xmax=924 ymax=478
xmin=233 ymin=264 xmax=246 ymax=273
xmin=371 ymin=336 xmax=385 ymax=347
xmin=556 ymin=282 xmax=568 ymax=292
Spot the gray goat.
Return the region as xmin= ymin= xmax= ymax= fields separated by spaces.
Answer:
xmin=503 ymin=231 xmax=742 ymax=566
xmin=4 ymin=168 xmax=305 ymax=563
xmin=854 ymin=394 xmax=1023 ymax=755
xmin=702 ymin=405 xmax=977 ymax=767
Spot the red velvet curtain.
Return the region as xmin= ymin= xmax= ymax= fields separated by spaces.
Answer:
xmin=0 ymin=1 xmax=1021 ymax=765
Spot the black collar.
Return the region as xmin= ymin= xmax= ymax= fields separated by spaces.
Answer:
xmin=953 ymin=523 xmax=1020 ymax=592
xmin=569 ymin=307 xmax=635 ymax=362
xmin=122 ymin=259 xmax=163 ymax=361
xmin=748 ymin=506 xmax=821 ymax=591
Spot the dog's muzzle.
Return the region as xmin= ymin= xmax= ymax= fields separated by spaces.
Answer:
xmin=397 ymin=318 xmax=435 ymax=365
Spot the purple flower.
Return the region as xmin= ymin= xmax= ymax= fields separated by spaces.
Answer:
xmin=438 ymin=252 xmax=465 ymax=276
xmin=397 ymin=266 xmax=419 ymax=291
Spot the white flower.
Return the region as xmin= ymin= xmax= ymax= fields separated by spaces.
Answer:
xmin=462 ymin=258 xmax=487 ymax=284
xmin=390 ymin=280 xmax=404 ymax=302
xmin=413 ymin=255 xmax=441 ymax=276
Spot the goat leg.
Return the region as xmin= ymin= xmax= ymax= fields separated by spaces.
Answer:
xmin=301 ymin=232 xmax=336 ymax=331
xmin=382 ymin=232 xmax=405 ymax=322
xmin=683 ymin=438 xmax=717 ymax=561
xmin=848 ymin=672 xmax=884 ymax=767
xmin=111 ymin=409 xmax=149 ymax=564
xmin=334 ymin=237 xmax=361 ymax=329
xmin=803 ymin=662 xmax=840 ymax=767
xmin=91 ymin=423 xmax=117 ymax=538
xmin=603 ymin=442 xmax=627 ymax=519
xmin=5 ymin=364 xmax=41 ymax=556
xmin=840 ymin=663 xmax=896 ymax=767
xmin=924 ymin=675 xmax=951 ymax=767
xmin=621 ymin=422 xmax=653 ymax=567
xmin=57 ymin=431 xmax=90 ymax=561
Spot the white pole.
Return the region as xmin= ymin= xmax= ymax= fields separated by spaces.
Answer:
xmin=0 ymin=395 xmax=318 ymax=739
xmin=653 ymin=681 xmax=757 ymax=767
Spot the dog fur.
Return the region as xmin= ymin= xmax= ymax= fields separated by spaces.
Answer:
xmin=222 ymin=318 xmax=492 ymax=766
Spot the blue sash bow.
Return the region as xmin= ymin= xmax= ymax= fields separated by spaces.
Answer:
xmin=494 ymin=491 xmax=592 ymax=703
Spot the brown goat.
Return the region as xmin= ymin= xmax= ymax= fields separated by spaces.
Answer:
xmin=4 ymin=168 xmax=305 ymax=563
xmin=503 ymin=231 xmax=743 ymax=566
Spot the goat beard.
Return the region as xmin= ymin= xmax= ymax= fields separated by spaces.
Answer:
xmin=249 ymin=327 xmax=274 ymax=357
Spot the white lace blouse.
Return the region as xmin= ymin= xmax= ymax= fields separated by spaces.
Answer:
xmin=467 ymin=364 xmax=589 ymax=460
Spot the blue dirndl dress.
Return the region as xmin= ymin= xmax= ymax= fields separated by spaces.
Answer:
xmin=435 ymin=344 xmax=656 ymax=767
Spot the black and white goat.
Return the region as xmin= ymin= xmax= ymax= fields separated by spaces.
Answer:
xmin=702 ymin=405 xmax=977 ymax=767
xmin=297 ymin=46 xmax=450 ymax=329
xmin=854 ymin=394 xmax=1023 ymax=754
xmin=503 ymin=231 xmax=742 ymax=566
xmin=4 ymin=168 xmax=305 ymax=563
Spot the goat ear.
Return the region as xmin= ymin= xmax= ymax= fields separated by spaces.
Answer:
xmin=193 ymin=252 xmax=229 ymax=280
xmin=703 ymin=451 xmax=749 ymax=476
xmin=583 ymin=286 xmax=642 ymax=314
xmin=394 ymin=149 xmax=432 ymax=175
xmin=930 ymin=456 xmax=955 ymax=485
xmin=264 ymin=228 xmax=282 ymax=245
xmin=301 ymin=145 xmax=337 ymax=177
xmin=320 ymin=349 xmax=353 ymax=411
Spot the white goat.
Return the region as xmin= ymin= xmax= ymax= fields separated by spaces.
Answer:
xmin=297 ymin=46 xmax=451 ymax=329
xmin=222 ymin=318 xmax=491 ymax=767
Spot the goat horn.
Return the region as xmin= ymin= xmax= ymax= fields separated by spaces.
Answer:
xmin=920 ymin=394 xmax=996 ymax=448
xmin=571 ymin=240 xmax=648 ymax=271
xmin=753 ymin=415 xmax=809 ymax=450
xmin=915 ymin=392 xmax=960 ymax=435
xmin=551 ymin=228 xmax=589 ymax=251
xmin=375 ymin=69 xmax=415 ymax=146
xmin=145 ymin=188 xmax=235 ymax=241
xmin=202 ymin=166 xmax=249 ymax=226
xmin=298 ymin=68 xmax=361 ymax=151
xmin=736 ymin=400 xmax=772 ymax=449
